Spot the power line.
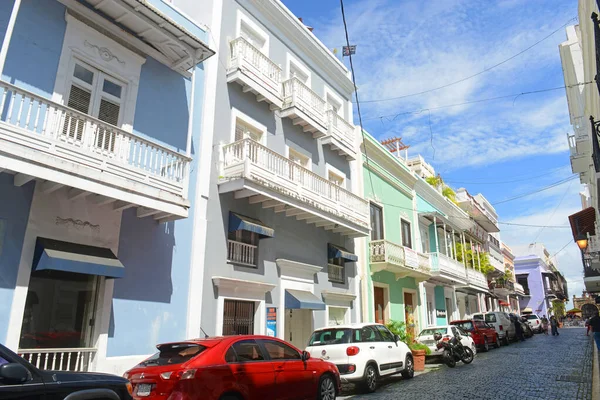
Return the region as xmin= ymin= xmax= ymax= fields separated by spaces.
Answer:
xmin=444 ymin=166 xmax=570 ymax=185
xmin=359 ymin=17 xmax=577 ymax=104
xmin=364 ymin=81 xmax=594 ymax=122
xmin=491 ymin=175 xmax=579 ymax=205
xmin=531 ymin=179 xmax=573 ymax=243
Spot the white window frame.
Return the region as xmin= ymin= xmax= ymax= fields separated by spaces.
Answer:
xmin=326 ymin=163 xmax=346 ymax=189
xmin=286 ymin=146 xmax=312 ymax=171
xmin=324 ymin=86 xmax=344 ymax=117
xmin=231 ymin=108 xmax=267 ymax=145
xmin=53 ymin=14 xmax=145 ymax=134
xmin=286 ymin=53 xmax=311 ymax=86
xmin=236 ymin=9 xmax=269 ymax=55
xmin=326 ymin=305 xmax=350 ymax=326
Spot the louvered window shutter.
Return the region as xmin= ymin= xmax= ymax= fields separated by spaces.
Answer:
xmin=63 ymin=85 xmax=91 ymax=141
xmin=96 ymin=98 xmax=120 ymax=151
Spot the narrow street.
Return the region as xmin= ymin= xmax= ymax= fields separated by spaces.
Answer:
xmin=341 ymin=328 xmax=595 ymax=400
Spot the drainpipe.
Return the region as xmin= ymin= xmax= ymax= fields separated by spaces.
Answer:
xmin=0 ymin=0 xmax=22 ymax=77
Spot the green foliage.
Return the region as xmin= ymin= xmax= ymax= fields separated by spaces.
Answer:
xmin=385 ymin=320 xmax=431 ymax=355
xmin=425 ymin=175 xmax=443 ymax=187
xmin=424 ymin=174 xmax=457 ymax=204
xmin=551 ymin=300 xmax=566 ymax=318
xmin=454 ymin=242 xmax=494 ymax=275
xmin=442 ymin=186 xmax=457 ymax=204
xmin=409 ymin=342 xmax=432 ymax=355
xmin=502 ymin=269 xmax=513 ymax=281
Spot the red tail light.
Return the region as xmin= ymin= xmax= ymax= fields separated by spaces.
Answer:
xmin=442 ymin=336 xmax=450 ymax=342
xmin=536 ymin=321 xmax=539 ymax=325
xmin=346 ymin=346 xmax=360 ymax=356
xmin=499 ymin=325 xmax=503 ymax=331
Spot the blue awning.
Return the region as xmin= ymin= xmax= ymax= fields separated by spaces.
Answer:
xmin=328 ymin=243 xmax=358 ymax=262
xmin=33 ymin=238 xmax=124 ymax=279
xmin=285 ymin=289 xmax=326 ymax=310
xmin=229 ymin=212 xmax=274 ymax=238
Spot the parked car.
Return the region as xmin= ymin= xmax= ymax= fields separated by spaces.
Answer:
xmin=416 ymin=325 xmax=477 ymax=356
xmin=0 ymin=343 xmax=133 ymax=400
xmin=305 ymin=323 xmax=414 ymax=393
xmin=125 ymin=335 xmax=340 ymax=400
xmin=450 ymin=319 xmax=500 ymax=352
xmin=521 ymin=314 xmax=543 ymax=333
xmin=509 ymin=313 xmax=533 ymax=338
xmin=473 ymin=312 xmax=516 ymax=345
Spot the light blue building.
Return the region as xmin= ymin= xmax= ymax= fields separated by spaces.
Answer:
xmin=0 ymin=0 xmax=213 ymax=374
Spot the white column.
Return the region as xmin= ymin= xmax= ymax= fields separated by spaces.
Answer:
xmin=451 ymin=286 xmax=459 ymax=321
xmin=451 ymin=229 xmax=456 ymax=260
xmin=442 ymin=223 xmax=448 ymax=256
xmin=461 ymin=233 xmax=467 ymax=267
xmin=433 ymin=217 xmax=439 ymax=253
xmin=476 ymin=244 xmax=481 ymax=271
xmin=0 ymin=0 xmax=21 ymax=76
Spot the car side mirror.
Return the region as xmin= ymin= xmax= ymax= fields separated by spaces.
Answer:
xmin=465 ymin=332 xmax=471 ymax=337
xmin=301 ymin=351 xmax=310 ymax=362
xmin=393 ymin=334 xmax=400 ymax=342
xmin=0 ymin=363 xmax=31 ymax=384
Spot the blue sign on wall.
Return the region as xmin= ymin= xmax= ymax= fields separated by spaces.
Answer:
xmin=266 ymin=307 xmax=277 ymax=337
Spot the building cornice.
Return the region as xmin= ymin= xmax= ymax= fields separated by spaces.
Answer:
xmin=276 ymin=258 xmax=323 ymax=281
xmin=362 ymin=134 xmax=417 ymax=194
xmin=249 ymin=0 xmax=355 ymax=95
xmin=415 ymin=178 xmax=473 ymax=231
xmin=321 ymin=290 xmax=357 ymax=303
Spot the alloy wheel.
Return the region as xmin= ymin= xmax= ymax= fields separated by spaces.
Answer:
xmin=402 ymin=356 xmax=414 ymax=379
xmin=319 ymin=376 xmax=336 ymax=400
xmin=483 ymin=337 xmax=489 ymax=352
xmin=365 ymin=365 xmax=377 ymax=392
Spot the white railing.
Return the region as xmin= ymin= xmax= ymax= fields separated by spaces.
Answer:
xmin=326 ymin=109 xmax=355 ymax=149
xmin=328 ymin=263 xmax=345 ymax=283
xmin=568 ymin=134 xmax=578 ymax=157
xmin=0 ymin=81 xmax=189 ymax=196
xmin=428 ymin=252 xmax=467 ymax=280
xmin=19 ymin=348 xmax=96 ymax=372
xmin=466 ymin=268 xmax=488 ymax=288
xmin=282 ymin=76 xmax=327 ymax=126
xmin=229 ymin=37 xmax=282 ymax=94
xmin=227 ymin=239 xmax=258 ymax=267
xmin=514 ymin=282 xmax=525 ymax=295
xmin=489 ymin=256 xmax=504 ymax=272
xmin=370 ymin=240 xmax=431 ymax=275
xmin=221 ymin=139 xmax=369 ymax=228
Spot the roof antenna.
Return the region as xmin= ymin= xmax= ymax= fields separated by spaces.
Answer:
xmin=200 ymin=326 xmax=209 ymax=339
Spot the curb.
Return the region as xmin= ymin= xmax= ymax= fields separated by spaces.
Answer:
xmin=593 ymin=339 xmax=599 ymax=400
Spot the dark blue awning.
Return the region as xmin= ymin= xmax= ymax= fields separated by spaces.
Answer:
xmin=285 ymin=289 xmax=326 ymax=310
xmin=328 ymin=243 xmax=358 ymax=262
xmin=229 ymin=212 xmax=274 ymax=238
xmin=33 ymin=238 xmax=124 ymax=279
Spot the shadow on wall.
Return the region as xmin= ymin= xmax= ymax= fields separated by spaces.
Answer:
xmin=133 ymin=58 xmax=196 ymax=152
xmin=112 ymin=208 xmax=175 ymax=303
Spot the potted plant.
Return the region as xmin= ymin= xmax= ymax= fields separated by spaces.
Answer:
xmin=385 ymin=320 xmax=431 ymax=372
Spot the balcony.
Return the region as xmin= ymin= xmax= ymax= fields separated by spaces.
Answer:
xmin=568 ymin=135 xmax=591 ymax=174
xmin=219 ymin=139 xmax=370 ymax=237
xmin=227 ymin=240 xmax=258 ymax=267
xmin=514 ymin=282 xmax=526 ymax=296
xmin=369 ymin=240 xmax=432 ymax=281
xmin=489 ymin=256 xmax=505 ymax=276
xmin=19 ymin=348 xmax=96 ymax=372
xmin=427 ymin=252 xmax=467 ymax=284
xmin=328 ymin=264 xmax=345 ymax=283
xmin=322 ymin=109 xmax=356 ymax=160
xmin=0 ymin=81 xmax=190 ymax=221
xmin=465 ymin=268 xmax=489 ymax=291
xmin=280 ymin=77 xmax=328 ymax=138
xmin=227 ymin=37 xmax=283 ymax=110
xmin=545 ymin=287 xmax=557 ymax=299
xmin=492 ymin=279 xmax=515 ymax=297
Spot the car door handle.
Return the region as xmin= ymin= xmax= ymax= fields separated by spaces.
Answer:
xmin=388 ymin=345 xmax=393 ymax=349
xmin=370 ymin=346 xmax=375 ymax=349
xmin=275 ymin=365 xmax=284 ymax=371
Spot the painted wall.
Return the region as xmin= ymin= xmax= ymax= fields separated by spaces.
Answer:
xmin=0 ymin=176 xmax=34 ymax=344
xmin=434 ymin=285 xmax=447 ymax=325
xmin=515 ymin=257 xmax=549 ymax=316
xmin=0 ymin=0 xmax=66 ymax=96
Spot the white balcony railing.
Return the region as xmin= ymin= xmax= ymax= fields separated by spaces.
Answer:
xmin=227 ymin=239 xmax=258 ymax=267
xmin=466 ymin=268 xmax=488 ymax=288
xmin=221 ymin=139 xmax=369 ymax=228
xmin=228 ymin=37 xmax=282 ymax=95
xmin=328 ymin=263 xmax=345 ymax=283
xmin=427 ymin=252 xmax=467 ymax=281
xmin=282 ymin=76 xmax=327 ymax=127
xmin=369 ymin=240 xmax=431 ymax=276
xmin=326 ymin=109 xmax=355 ymax=149
xmin=19 ymin=348 xmax=96 ymax=372
xmin=0 ymin=81 xmax=189 ymax=197
xmin=489 ymin=256 xmax=505 ymax=272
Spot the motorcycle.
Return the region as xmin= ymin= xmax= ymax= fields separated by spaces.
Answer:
xmin=433 ymin=332 xmax=474 ymax=368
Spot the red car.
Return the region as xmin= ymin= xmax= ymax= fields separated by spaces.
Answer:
xmin=450 ymin=319 xmax=500 ymax=352
xmin=124 ymin=335 xmax=341 ymax=400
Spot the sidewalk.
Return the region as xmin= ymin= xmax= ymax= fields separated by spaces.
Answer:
xmin=593 ymin=337 xmax=599 ymax=400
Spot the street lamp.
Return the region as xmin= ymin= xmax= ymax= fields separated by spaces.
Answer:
xmin=576 ymin=234 xmax=588 ymax=251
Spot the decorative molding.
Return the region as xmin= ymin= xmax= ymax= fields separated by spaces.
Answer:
xmin=84 ymin=40 xmax=125 ymax=65
xmin=55 ymin=217 xmax=100 ymax=232
xmin=321 ymin=290 xmax=356 ymax=303
xmin=276 ymin=258 xmax=322 ymax=281
xmin=212 ymin=276 xmax=276 ymax=293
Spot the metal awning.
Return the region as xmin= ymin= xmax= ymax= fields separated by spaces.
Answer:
xmin=229 ymin=212 xmax=274 ymax=238
xmin=79 ymin=0 xmax=214 ymax=74
xmin=419 ymin=211 xmax=464 ymax=232
xmin=568 ymin=207 xmax=596 ymax=239
xmin=33 ymin=238 xmax=124 ymax=278
xmin=328 ymin=244 xmax=358 ymax=262
xmin=285 ymin=289 xmax=325 ymax=310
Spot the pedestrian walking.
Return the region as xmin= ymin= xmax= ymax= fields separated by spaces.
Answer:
xmin=541 ymin=315 xmax=549 ymax=335
xmin=550 ymin=315 xmax=559 ymax=336
xmin=513 ymin=315 xmax=525 ymax=341
xmin=585 ymin=317 xmax=591 ymax=336
xmin=589 ymin=312 xmax=600 ymax=351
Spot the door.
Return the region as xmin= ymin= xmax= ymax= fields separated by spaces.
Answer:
xmin=375 ymin=325 xmax=404 ymax=372
xmin=374 ymin=287 xmax=385 ymax=324
xmin=355 ymin=326 xmax=389 ymax=376
xmin=223 ymin=300 xmax=255 ymax=336
xmin=259 ymin=339 xmax=312 ymax=400
xmin=404 ymin=292 xmax=416 ymax=339
xmin=284 ymin=309 xmax=312 ymax=350
xmin=226 ymin=339 xmax=276 ymax=399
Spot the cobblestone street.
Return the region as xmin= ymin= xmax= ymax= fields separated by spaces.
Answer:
xmin=340 ymin=328 xmax=595 ymax=400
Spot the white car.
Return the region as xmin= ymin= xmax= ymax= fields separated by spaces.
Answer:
xmin=416 ymin=325 xmax=477 ymax=356
xmin=522 ymin=314 xmax=543 ymax=333
xmin=305 ymin=323 xmax=414 ymax=393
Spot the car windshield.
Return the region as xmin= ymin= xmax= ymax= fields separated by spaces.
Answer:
xmin=525 ymin=315 xmax=539 ymax=320
xmin=485 ymin=314 xmax=497 ymax=323
xmin=308 ymin=328 xmax=352 ymax=346
xmin=418 ymin=328 xmax=447 ymax=337
xmin=141 ymin=343 xmax=206 ymax=366
xmin=452 ymin=321 xmax=474 ymax=331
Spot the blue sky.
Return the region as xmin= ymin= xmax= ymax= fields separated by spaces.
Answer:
xmin=283 ymin=0 xmax=584 ymax=304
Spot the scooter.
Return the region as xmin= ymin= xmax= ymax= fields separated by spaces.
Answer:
xmin=434 ymin=332 xmax=474 ymax=368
